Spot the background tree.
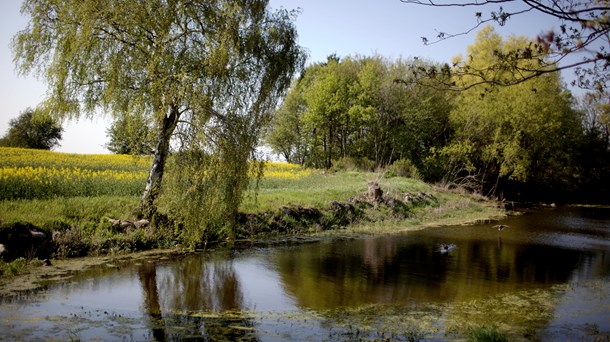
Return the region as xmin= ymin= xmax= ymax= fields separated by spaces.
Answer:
xmin=0 ymin=108 xmax=63 ymax=150
xmin=400 ymin=0 xmax=610 ymax=91
xmin=573 ymin=91 xmax=610 ymax=202
xmin=435 ymin=27 xmax=583 ymax=199
xmin=267 ymin=55 xmax=452 ymax=171
xmin=580 ymin=91 xmax=610 ymax=145
xmin=266 ymin=79 xmax=310 ymax=165
xmin=302 ymin=56 xmax=357 ymax=168
xmin=14 ymin=0 xmax=304 ymax=219
xmin=106 ymin=114 xmax=156 ymax=155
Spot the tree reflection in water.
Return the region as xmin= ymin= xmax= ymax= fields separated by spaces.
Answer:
xmin=138 ymin=262 xmax=166 ymax=342
xmin=274 ymin=230 xmax=605 ymax=309
xmin=139 ymin=254 xmax=259 ymax=341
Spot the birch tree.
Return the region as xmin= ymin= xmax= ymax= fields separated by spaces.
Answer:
xmin=13 ymin=0 xmax=304 ymax=216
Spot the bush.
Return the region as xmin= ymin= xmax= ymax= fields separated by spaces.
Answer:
xmin=332 ymin=157 xmax=376 ymax=172
xmin=0 ymin=257 xmax=28 ymax=277
xmin=386 ymin=159 xmax=420 ymax=179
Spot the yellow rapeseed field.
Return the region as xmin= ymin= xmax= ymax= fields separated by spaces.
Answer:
xmin=0 ymin=147 xmax=312 ymax=200
xmin=0 ymin=147 xmax=149 ymax=200
xmin=262 ymin=161 xmax=313 ymax=179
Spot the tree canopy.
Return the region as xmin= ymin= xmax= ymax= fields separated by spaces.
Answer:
xmin=105 ymin=115 xmax=156 ymax=155
xmin=267 ymin=55 xmax=452 ymax=171
xmin=437 ymin=27 xmax=583 ymax=197
xmin=0 ymin=108 xmax=63 ymax=150
xmin=14 ymin=0 xmax=305 ymax=221
xmin=268 ymin=27 xmax=607 ymax=202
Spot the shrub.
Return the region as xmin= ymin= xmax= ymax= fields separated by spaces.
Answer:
xmin=332 ymin=157 xmax=376 ymax=172
xmin=386 ymin=159 xmax=420 ymax=179
xmin=0 ymin=257 xmax=28 ymax=277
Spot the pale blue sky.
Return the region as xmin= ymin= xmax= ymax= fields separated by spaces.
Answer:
xmin=0 ymin=1 xmax=565 ymax=154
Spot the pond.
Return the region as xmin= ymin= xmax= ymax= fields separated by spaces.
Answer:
xmin=1 ymin=206 xmax=609 ymax=341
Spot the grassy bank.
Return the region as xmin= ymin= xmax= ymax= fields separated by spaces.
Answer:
xmin=0 ymin=147 xmax=505 ymax=267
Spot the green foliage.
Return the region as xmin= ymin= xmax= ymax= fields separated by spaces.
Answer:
xmin=438 ymin=27 xmax=584 ymax=199
xmin=268 ymin=55 xmax=451 ymax=170
xmin=386 ymin=159 xmax=420 ymax=179
xmin=106 ymin=114 xmax=156 ymax=155
xmin=14 ymin=0 xmax=305 ymax=217
xmin=162 ymin=136 xmax=265 ymax=247
xmin=468 ymin=326 xmax=508 ymax=342
xmin=0 ymin=108 xmax=62 ymax=150
xmin=266 ymin=81 xmax=310 ymax=165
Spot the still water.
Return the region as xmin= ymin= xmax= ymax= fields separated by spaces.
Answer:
xmin=1 ymin=207 xmax=609 ymax=341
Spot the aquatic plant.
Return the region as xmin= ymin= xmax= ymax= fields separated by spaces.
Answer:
xmin=0 ymin=257 xmax=28 ymax=277
xmin=468 ymin=326 xmax=508 ymax=342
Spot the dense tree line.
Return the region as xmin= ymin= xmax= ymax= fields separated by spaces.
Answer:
xmin=267 ymin=27 xmax=609 ymax=202
xmin=267 ymin=55 xmax=452 ymax=171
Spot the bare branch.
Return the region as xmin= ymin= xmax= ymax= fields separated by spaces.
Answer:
xmin=399 ymin=0 xmax=610 ymax=91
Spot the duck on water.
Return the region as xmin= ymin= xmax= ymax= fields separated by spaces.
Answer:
xmin=494 ymin=224 xmax=509 ymax=231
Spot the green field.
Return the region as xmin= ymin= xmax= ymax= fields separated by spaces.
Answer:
xmin=0 ymin=147 xmax=504 ymax=259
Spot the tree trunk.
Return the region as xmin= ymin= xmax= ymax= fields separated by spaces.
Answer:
xmin=140 ymin=106 xmax=180 ymax=218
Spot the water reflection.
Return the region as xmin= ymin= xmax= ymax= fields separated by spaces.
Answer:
xmin=152 ymin=253 xmax=258 ymax=341
xmin=0 ymin=207 xmax=608 ymax=340
xmin=157 ymin=253 xmax=243 ymax=312
xmin=139 ymin=262 xmax=166 ymax=341
xmin=274 ymin=208 xmax=610 ymax=309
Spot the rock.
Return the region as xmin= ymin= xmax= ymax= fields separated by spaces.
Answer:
xmin=30 ymin=230 xmax=46 ymax=240
xmin=108 ymin=217 xmax=148 ymax=231
xmin=385 ymin=197 xmax=397 ymax=208
xmin=134 ymin=219 xmax=150 ymax=229
xmin=367 ymin=181 xmax=383 ymax=204
xmin=120 ymin=221 xmax=135 ymax=230
xmin=404 ymin=193 xmax=415 ymax=203
xmin=0 ymin=223 xmax=53 ymax=260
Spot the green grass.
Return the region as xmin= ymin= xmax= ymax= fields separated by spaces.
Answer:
xmin=0 ymin=171 xmax=504 ymax=243
xmin=0 ymin=147 xmax=505 ymax=258
xmin=468 ymin=326 xmax=509 ymax=342
xmin=242 ymin=171 xmax=431 ymax=213
xmin=0 ymin=196 xmax=139 ymax=229
xmin=0 ymin=257 xmax=29 ymax=277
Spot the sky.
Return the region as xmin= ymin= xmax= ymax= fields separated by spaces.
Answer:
xmin=0 ymin=0 xmax=568 ymax=154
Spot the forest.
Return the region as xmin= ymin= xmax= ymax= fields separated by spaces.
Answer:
xmin=267 ymin=26 xmax=610 ymax=203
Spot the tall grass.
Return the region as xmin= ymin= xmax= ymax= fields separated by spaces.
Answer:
xmin=242 ymin=170 xmax=433 ymax=213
